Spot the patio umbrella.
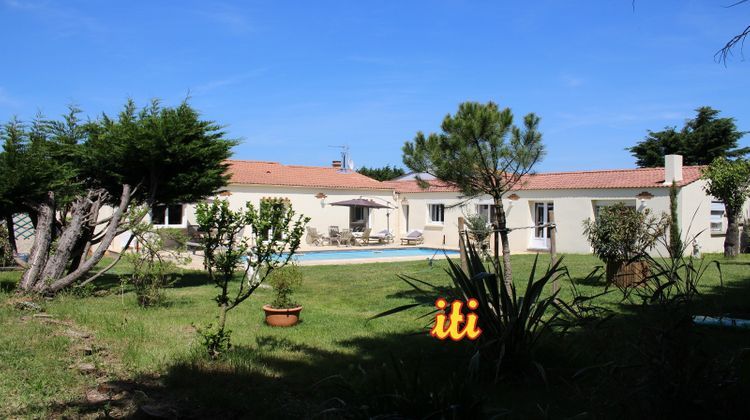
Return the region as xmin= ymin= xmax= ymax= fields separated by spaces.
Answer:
xmin=328 ymin=198 xmax=393 ymax=232
xmin=328 ymin=198 xmax=391 ymax=209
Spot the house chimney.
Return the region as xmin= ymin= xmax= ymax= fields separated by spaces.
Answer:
xmin=332 ymin=160 xmax=342 ymax=169
xmin=664 ymin=154 xmax=683 ymax=184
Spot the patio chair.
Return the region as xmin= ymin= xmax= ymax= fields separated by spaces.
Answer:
xmin=329 ymin=226 xmax=342 ymax=246
xmin=338 ymin=229 xmax=355 ymax=247
xmin=354 ymin=228 xmax=372 ymax=246
xmin=400 ymin=230 xmax=424 ymax=245
xmin=306 ymin=227 xmax=328 ymax=246
xmin=185 ymin=224 xmax=204 ymax=254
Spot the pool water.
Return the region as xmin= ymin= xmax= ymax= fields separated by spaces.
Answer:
xmin=287 ymin=247 xmax=459 ymax=262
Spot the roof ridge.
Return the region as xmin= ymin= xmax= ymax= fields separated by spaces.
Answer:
xmin=227 ymin=159 xmax=280 ymax=165
xmin=228 ymin=159 xmax=371 ymax=173
xmin=528 ymin=165 xmax=705 ymax=177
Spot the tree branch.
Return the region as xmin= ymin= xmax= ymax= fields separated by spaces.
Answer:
xmin=75 ymin=233 xmax=135 ymax=288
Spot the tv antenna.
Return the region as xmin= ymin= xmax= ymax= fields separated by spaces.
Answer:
xmin=328 ymin=145 xmax=354 ymax=173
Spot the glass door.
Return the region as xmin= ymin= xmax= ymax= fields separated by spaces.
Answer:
xmin=530 ymin=202 xmax=553 ymax=249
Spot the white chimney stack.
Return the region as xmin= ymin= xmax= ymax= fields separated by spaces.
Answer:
xmin=664 ymin=154 xmax=683 ymax=185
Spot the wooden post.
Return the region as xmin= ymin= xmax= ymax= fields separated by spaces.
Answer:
xmin=549 ymin=209 xmax=559 ymax=293
xmin=457 ymin=217 xmax=469 ymax=273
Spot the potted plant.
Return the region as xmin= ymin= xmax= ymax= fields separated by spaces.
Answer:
xmin=583 ymin=203 xmax=668 ymax=287
xmin=263 ymin=265 xmax=303 ymax=327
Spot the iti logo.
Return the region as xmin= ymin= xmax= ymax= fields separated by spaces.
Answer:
xmin=430 ymin=298 xmax=482 ymax=341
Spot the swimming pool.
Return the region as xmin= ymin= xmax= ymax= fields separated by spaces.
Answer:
xmin=287 ymin=247 xmax=459 ymax=262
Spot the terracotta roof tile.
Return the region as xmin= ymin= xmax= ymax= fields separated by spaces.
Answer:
xmin=513 ymin=166 xmax=704 ymax=190
xmin=227 ymin=160 xmax=390 ymax=190
xmin=382 ymin=179 xmax=462 ymax=193
xmin=384 ymin=166 xmax=704 ymax=193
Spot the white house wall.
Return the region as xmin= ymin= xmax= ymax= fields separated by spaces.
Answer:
xmin=91 ymin=181 xmax=742 ymax=256
xmin=679 ymin=179 xmax=748 ymax=254
xmin=397 ymin=185 xmax=733 ymax=255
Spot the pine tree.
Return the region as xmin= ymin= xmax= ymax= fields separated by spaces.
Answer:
xmin=629 ymin=107 xmax=748 ymax=168
xmin=402 ymin=101 xmax=544 ymax=289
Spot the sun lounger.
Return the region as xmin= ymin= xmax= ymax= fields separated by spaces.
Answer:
xmin=369 ymin=229 xmax=393 ymax=244
xmin=400 ymin=230 xmax=424 ymax=245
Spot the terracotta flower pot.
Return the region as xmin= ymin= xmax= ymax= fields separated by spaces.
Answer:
xmin=263 ymin=305 xmax=303 ymax=327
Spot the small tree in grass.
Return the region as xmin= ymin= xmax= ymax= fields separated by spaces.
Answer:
xmin=701 ymin=157 xmax=750 ymax=257
xmin=195 ymin=198 xmax=308 ymax=357
xmin=583 ymin=203 xmax=668 ymax=285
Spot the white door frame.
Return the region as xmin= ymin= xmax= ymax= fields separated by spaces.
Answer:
xmin=530 ymin=202 xmax=553 ymax=249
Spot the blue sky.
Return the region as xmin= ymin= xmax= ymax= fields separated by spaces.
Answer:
xmin=1 ymin=1 xmax=748 ymax=172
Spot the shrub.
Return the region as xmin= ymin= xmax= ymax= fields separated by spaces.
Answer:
xmin=123 ymin=212 xmax=189 ymax=307
xmin=195 ymin=323 xmax=232 ymax=358
xmin=583 ymin=203 xmax=668 ymax=282
xmin=0 ymin=224 xmax=13 ymax=267
xmin=268 ymin=265 xmax=302 ymax=309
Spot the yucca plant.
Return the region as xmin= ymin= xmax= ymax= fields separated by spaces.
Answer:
xmin=373 ymin=240 xmax=571 ymax=382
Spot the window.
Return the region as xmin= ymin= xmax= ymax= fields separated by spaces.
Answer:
xmin=711 ymin=201 xmax=725 ymax=233
xmin=476 ymin=204 xmax=496 ymax=222
xmin=429 ymin=204 xmax=445 ymax=223
xmin=151 ymin=204 xmax=184 ymax=226
xmin=353 ymin=206 xmax=366 ymax=222
xmin=593 ymin=200 xmax=636 ymax=219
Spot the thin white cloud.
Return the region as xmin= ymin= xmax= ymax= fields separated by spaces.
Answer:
xmin=192 ymin=5 xmax=254 ymax=35
xmin=561 ymin=75 xmax=584 ymax=88
xmin=549 ymin=106 xmax=691 ymax=134
xmin=192 ymin=68 xmax=269 ymax=95
xmin=3 ymin=0 xmax=104 ymax=35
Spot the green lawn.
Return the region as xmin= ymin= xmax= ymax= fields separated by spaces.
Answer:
xmin=1 ymin=253 xmax=749 ymax=418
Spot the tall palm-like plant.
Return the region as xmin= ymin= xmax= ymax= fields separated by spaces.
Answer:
xmin=373 ymin=240 xmax=577 ymax=381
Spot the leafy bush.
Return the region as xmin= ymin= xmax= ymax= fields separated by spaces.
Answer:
xmin=123 ymin=212 xmax=189 ymax=307
xmin=268 ymin=265 xmax=302 ymax=309
xmin=0 ymin=224 xmax=13 ymax=267
xmin=583 ymin=203 xmax=668 ymax=281
xmin=195 ymin=323 xmax=232 ymax=358
xmin=156 ymin=227 xmax=188 ymax=250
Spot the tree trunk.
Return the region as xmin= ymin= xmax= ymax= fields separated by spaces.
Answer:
xmin=724 ymin=211 xmax=740 ymax=258
xmin=457 ymin=217 xmax=469 ymax=273
xmin=492 ymin=198 xmax=513 ymax=292
xmin=35 ymin=197 xmax=91 ymax=291
xmin=4 ymin=213 xmax=17 ymax=254
xmin=69 ymin=198 xmax=101 ymax=273
xmin=47 ymin=184 xmax=132 ymax=293
xmin=218 ymin=302 xmax=228 ymax=333
xmin=19 ymin=192 xmax=55 ymax=292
